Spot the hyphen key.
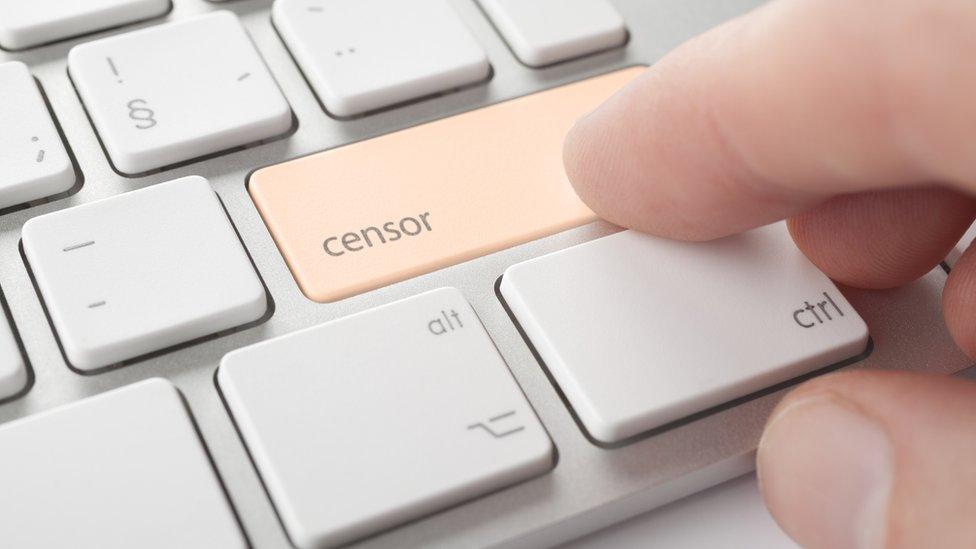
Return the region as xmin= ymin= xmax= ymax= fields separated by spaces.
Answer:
xmin=248 ymin=67 xmax=645 ymax=302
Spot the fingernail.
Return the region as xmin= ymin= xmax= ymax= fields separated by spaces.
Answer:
xmin=757 ymin=393 xmax=893 ymax=549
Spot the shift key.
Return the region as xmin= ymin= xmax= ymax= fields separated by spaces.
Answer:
xmin=248 ymin=67 xmax=644 ymax=302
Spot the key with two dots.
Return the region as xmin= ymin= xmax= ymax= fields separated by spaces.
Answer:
xmin=273 ymin=0 xmax=490 ymax=117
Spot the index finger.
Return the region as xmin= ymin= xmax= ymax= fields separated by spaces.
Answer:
xmin=564 ymin=0 xmax=976 ymax=241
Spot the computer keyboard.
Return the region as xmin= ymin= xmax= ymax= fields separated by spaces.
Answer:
xmin=0 ymin=1 xmax=972 ymax=548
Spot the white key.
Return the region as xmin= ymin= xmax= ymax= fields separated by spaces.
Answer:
xmin=68 ymin=11 xmax=292 ymax=174
xmin=501 ymin=224 xmax=870 ymax=444
xmin=22 ymin=176 xmax=266 ymax=371
xmin=0 ymin=379 xmax=245 ymax=549
xmin=0 ymin=0 xmax=169 ymax=50
xmin=947 ymin=223 xmax=976 ymax=268
xmin=0 ymin=62 xmax=74 ymax=210
xmin=273 ymin=0 xmax=490 ymax=117
xmin=0 ymin=306 xmax=27 ymax=401
xmin=219 ymin=288 xmax=553 ymax=548
xmin=480 ymin=0 xmax=627 ymax=67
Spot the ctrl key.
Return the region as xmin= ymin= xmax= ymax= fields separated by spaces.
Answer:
xmin=501 ymin=223 xmax=870 ymax=444
xmin=218 ymin=288 xmax=553 ymax=548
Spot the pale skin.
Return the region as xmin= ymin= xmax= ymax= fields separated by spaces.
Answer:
xmin=562 ymin=0 xmax=976 ymax=547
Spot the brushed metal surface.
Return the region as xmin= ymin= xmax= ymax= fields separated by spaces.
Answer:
xmin=1 ymin=1 xmax=971 ymax=548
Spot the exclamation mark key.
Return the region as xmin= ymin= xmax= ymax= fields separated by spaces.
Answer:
xmin=107 ymin=56 xmax=122 ymax=83
xmin=32 ymin=136 xmax=45 ymax=163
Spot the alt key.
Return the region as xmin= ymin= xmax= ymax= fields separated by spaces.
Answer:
xmin=218 ymin=287 xmax=554 ymax=548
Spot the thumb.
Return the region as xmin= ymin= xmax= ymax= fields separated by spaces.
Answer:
xmin=757 ymin=370 xmax=976 ymax=549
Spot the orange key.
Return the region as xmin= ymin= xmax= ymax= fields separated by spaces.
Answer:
xmin=250 ymin=67 xmax=644 ymax=303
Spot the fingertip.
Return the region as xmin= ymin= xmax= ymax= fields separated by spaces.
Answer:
xmin=562 ymin=72 xmax=683 ymax=237
xmin=564 ymin=107 xmax=684 ymax=238
xmin=758 ymin=385 xmax=893 ymax=549
xmin=943 ymin=242 xmax=976 ymax=359
xmin=569 ymin=0 xmax=976 ymax=253
xmin=563 ymin=107 xmax=616 ymax=224
xmin=759 ymin=370 xmax=976 ymax=549
xmin=563 ymin=60 xmax=793 ymax=241
xmin=788 ymin=189 xmax=976 ymax=289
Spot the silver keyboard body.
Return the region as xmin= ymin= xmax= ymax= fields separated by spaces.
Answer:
xmin=1 ymin=1 xmax=971 ymax=547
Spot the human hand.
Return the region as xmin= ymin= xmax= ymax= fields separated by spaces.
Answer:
xmin=563 ymin=1 xmax=976 ymax=547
